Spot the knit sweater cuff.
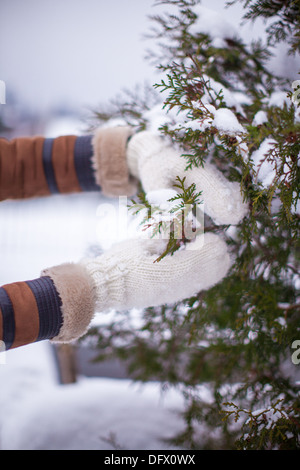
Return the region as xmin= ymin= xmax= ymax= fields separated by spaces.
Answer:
xmin=0 ymin=264 xmax=97 ymax=350
xmin=0 ymin=276 xmax=63 ymax=350
xmin=41 ymin=263 xmax=97 ymax=344
xmin=91 ymin=126 xmax=139 ymax=197
xmin=0 ymin=134 xmax=102 ymax=201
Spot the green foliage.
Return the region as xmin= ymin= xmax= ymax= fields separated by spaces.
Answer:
xmin=129 ymin=176 xmax=203 ymax=262
xmin=227 ymin=0 xmax=300 ymax=55
xmin=87 ymin=0 xmax=300 ymax=449
xmin=222 ymin=398 xmax=300 ymax=449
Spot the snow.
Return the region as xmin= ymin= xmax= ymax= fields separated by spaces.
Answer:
xmin=143 ymin=104 xmax=171 ymax=134
xmin=149 ymin=72 xmax=248 ymax=137
xmin=0 ymin=342 xmax=188 ymax=450
xmin=252 ymin=110 xmax=268 ymax=126
xmin=251 ymin=138 xmax=278 ymax=188
xmin=202 ymin=75 xmax=252 ymax=116
xmin=267 ymin=91 xmax=290 ymax=108
xmin=189 ymin=5 xmax=238 ymax=41
xmin=211 ymin=107 xmax=246 ymax=135
xmin=146 ymin=189 xmax=179 ymax=211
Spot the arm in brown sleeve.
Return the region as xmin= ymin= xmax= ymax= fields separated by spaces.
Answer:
xmin=0 ymin=262 xmax=96 ymax=350
xmin=0 ymin=126 xmax=139 ymax=201
xmin=0 ymin=134 xmax=100 ymax=201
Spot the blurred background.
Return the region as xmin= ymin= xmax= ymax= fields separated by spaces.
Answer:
xmin=0 ymin=0 xmax=156 ymax=135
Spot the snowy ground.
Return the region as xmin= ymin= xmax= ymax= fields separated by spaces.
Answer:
xmin=0 ymin=342 xmax=189 ymax=450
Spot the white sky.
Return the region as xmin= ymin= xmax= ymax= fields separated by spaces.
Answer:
xmin=0 ymin=0 xmax=298 ymax=115
xmin=0 ymin=0 xmax=157 ymax=113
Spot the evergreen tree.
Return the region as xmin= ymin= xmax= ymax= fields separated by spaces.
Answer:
xmin=88 ymin=0 xmax=300 ymax=449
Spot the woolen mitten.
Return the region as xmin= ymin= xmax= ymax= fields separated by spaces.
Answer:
xmin=0 ymin=233 xmax=230 ymax=350
xmin=79 ymin=232 xmax=230 ymax=312
xmin=92 ymin=126 xmax=138 ymax=197
xmin=126 ymin=131 xmax=248 ymax=225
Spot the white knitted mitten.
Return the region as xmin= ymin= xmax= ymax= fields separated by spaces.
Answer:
xmin=127 ymin=131 xmax=248 ymax=225
xmin=81 ymin=233 xmax=230 ymax=312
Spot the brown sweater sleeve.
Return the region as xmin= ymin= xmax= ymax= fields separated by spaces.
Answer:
xmin=0 ymin=126 xmax=141 ymax=201
xmin=0 ymin=262 xmax=96 ymax=350
xmin=0 ymin=134 xmax=99 ymax=201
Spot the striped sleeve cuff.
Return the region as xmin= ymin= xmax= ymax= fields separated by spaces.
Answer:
xmin=0 ymin=134 xmax=101 ymax=201
xmin=0 ymin=262 xmax=97 ymax=350
xmin=0 ymin=276 xmax=63 ymax=350
xmin=42 ymin=135 xmax=100 ymax=194
xmin=0 ymin=128 xmax=138 ymax=201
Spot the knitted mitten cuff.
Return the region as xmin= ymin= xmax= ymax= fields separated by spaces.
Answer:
xmin=0 ymin=264 xmax=97 ymax=350
xmin=92 ymin=126 xmax=138 ymax=197
xmin=41 ymin=263 xmax=97 ymax=343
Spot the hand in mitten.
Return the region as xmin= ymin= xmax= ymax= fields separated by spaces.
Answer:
xmin=77 ymin=124 xmax=248 ymax=326
xmin=0 ymin=232 xmax=229 ymax=350
xmin=126 ymin=131 xmax=248 ymax=226
xmin=79 ymin=233 xmax=230 ymax=312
